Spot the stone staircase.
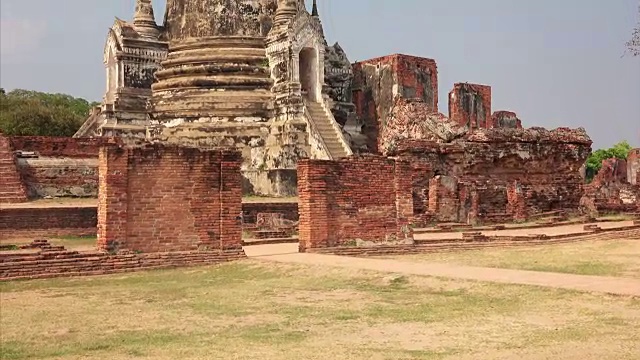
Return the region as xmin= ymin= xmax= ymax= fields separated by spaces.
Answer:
xmin=304 ymin=100 xmax=351 ymax=159
xmin=73 ymin=106 xmax=102 ymax=138
xmin=0 ymin=134 xmax=27 ymax=203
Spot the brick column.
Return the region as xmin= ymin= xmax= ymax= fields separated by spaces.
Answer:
xmin=219 ymin=150 xmax=243 ymax=251
xmin=429 ymin=176 xmax=460 ymax=223
xmin=507 ymin=181 xmax=527 ymax=222
xmin=394 ymin=158 xmax=414 ymax=240
xmin=297 ymin=159 xmax=330 ymax=252
xmin=97 ymin=146 xmax=129 ymax=252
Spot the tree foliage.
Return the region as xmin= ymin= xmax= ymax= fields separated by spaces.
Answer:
xmin=585 ymin=141 xmax=633 ymax=181
xmin=0 ymin=89 xmax=99 ymax=137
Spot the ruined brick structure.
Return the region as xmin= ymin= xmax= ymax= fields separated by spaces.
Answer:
xmin=98 ymin=144 xmax=243 ymax=253
xmin=628 ymin=148 xmax=640 ymax=186
xmin=297 ymin=156 xmax=413 ymax=251
xmin=9 ymin=137 xmax=111 ymax=198
xmin=352 ymin=54 xmax=439 ymax=153
xmin=76 ymin=0 xmax=355 ymax=196
xmin=0 ymin=133 xmax=27 ymax=203
xmin=390 ymin=128 xmax=592 ymax=225
xmin=448 ymin=83 xmax=492 ymax=130
xmin=582 ymin=157 xmax=640 ymax=215
xmin=491 ymin=111 xmax=523 ymax=130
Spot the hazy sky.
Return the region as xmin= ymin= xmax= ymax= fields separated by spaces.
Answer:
xmin=1 ymin=0 xmax=638 ymax=148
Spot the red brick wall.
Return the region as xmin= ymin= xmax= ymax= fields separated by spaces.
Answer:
xmin=0 ymin=207 xmax=97 ymax=240
xmin=0 ymin=133 xmax=27 ymax=203
xmin=98 ymin=144 xmax=243 ymax=253
xmin=16 ymin=159 xmax=98 ymax=198
xmin=297 ymin=156 xmax=413 ymax=251
xmin=390 ymin=127 xmax=592 ymax=223
xmin=352 ymin=54 xmax=438 ymax=153
xmin=448 ymin=83 xmax=492 ymax=129
xmin=9 ymin=136 xmax=111 ymax=158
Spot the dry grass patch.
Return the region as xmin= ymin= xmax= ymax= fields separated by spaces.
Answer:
xmin=1 ymin=260 xmax=639 ymax=359
xmin=388 ymin=239 xmax=640 ymax=278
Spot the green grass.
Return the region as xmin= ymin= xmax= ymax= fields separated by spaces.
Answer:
xmin=1 ymin=261 xmax=640 ymax=359
xmin=389 ymin=239 xmax=640 ymax=278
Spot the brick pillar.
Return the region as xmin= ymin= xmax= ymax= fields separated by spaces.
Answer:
xmin=219 ymin=150 xmax=243 ymax=251
xmin=429 ymin=176 xmax=460 ymax=222
xmin=298 ymin=159 xmax=330 ymax=252
xmin=97 ymin=146 xmax=129 ymax=252
xmin=394 ymin=158 xmax=414 ymax=239
xmin=469 ymin=189 xmax=480 ymax=225
xmin=507 ymin=181 xmax=527 ymax=222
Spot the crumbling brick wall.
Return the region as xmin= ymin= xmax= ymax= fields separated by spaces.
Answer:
xmin=298 ymin=156 xmax=413 ymax=251
xmin=352 ymin=54 xmax=438 ymax=153
xmin=628 ymin=149 xmax=640 ymax=186
xmin=490 ymin=111 xmax=523 ymax=129
xmin=10 ymin=136 xmax=110 ymax=158
xmin=448 ymin=83 xmax=492 ymax=129
xmin=17 ymin=158 xmax=98 ymax=198
xmin=0 ymin=133 xmax=27 ymax=203
xmin=8 ymin=136 xmax=115 ymax=200
xmin=583 ymin=158 xmax=640 ymax=214
xmin=391 ymin=128 xmax=592 ymax=223
xmin=97 ymin=144 xmax=243 ymax=253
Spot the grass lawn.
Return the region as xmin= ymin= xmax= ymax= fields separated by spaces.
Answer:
xmin=1 ymin=260 xmax=639 ymax=360
xmin=388 ymin=240 xmax=640 ymax=278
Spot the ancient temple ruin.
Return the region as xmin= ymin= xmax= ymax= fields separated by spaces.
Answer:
xmin=76 ymin=0 xmax=355 ymax=196
xmin=75 ymin=0 xmax=594 ymax=211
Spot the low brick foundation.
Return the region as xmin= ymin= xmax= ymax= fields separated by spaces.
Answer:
xmin=0 ymin=245 xmax=246 ymax=281
xmin=305 ymin=226 xmax=640 ymax=257
xmin=0 ymin=207 xmax=97 ymax=240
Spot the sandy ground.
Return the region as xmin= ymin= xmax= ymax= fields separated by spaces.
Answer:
xmin=245 ymin=243 xmax=640 ymax=296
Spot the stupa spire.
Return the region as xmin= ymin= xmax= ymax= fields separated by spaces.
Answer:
xmin=312 ymin=0 xmax=319 ymax=17
xmin=134 ymin=0 xmax=160 ymax=37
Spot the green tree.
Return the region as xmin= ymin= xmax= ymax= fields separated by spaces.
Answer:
xmin=585 ymin=141 xmax=633 ymax=181
xmin=0 ymin=89 xmax=99 ymax=137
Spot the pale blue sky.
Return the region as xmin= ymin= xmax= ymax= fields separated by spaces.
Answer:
xmin=1 ymin=0 xmax=638 ymax=148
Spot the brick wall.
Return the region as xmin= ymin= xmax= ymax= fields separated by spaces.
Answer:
xmin=583 ymin=157 xmax=640 ymax=214
xmin=352 ymin=54 xmax=438 ymax=153
xmin=9 ymin=136 xmax=110 ymax=158
xmin=297 ymin=156 xmax=413 ymax=251
xmin=16 ymin=158 xmax=98 ymax=198
xmin=0 ymin=207 xmax=97 ymax=239
xmin=0 ymin=133 xmax=27 ymax=203
xmin=448 ymin=83 xmax=492 ymax=129
xmin=390 ymin=128 xmax=592 ymax=223
xmin=98 ymin=144 xmax=243 ymax=253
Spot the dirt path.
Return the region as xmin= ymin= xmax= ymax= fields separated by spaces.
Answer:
xmin=245 ymin=244 xmax=640 ymax=296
